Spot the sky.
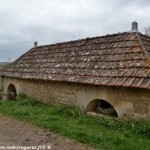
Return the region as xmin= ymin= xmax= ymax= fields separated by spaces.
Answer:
xmin=0 ymin=0 xmax=150 ymax=62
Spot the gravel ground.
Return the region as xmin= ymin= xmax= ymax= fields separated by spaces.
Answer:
xmin=0 ymin=115 xmax=93 ymax=150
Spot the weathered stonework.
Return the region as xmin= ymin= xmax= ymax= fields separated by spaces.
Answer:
xmin=2 ymin=77 xmax=150 ymax=120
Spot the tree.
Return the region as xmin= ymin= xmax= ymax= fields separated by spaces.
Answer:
xmin=7 ymin=57 xmax=11 ymax=63
xmin=144 ymin=26 xmax=150 ymax=36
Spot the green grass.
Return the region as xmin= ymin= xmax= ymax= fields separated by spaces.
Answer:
xmin=0 ymin=93 xmax=150 ymax=150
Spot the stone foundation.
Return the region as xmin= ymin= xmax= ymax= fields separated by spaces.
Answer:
xmin=1 ymin=77 xmax=150 ymax=119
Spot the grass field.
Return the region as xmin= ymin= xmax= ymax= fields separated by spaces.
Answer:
xmin=0 ymin=94 xmax=150 ymax=150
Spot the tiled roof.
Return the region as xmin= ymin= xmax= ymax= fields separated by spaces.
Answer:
xmin=1 ymin=32 xmax=150 ymax=89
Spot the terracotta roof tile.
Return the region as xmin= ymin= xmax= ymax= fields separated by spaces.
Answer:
xmin=1 ymin=32 xmax=150 ymax=89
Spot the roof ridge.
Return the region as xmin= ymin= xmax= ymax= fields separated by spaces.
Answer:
xmin=136 ymin=32 xmax=150 ymax=62
xmin=36 ymin=32 xmax=135 ymax=48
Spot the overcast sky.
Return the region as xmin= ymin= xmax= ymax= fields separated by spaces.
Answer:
xmin=0 ymin=0 xmax=150 ymax=61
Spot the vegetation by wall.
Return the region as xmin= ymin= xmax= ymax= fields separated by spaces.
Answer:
xmin=0 ymin=94 xmax=150 ymax=150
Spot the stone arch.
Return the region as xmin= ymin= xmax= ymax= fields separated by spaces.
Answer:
xmin=7 ymin=84 xmax=17 ymax=100
xmin=86 ymin=99 xmax=118 ymax=117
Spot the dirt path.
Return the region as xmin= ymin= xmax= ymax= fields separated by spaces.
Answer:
xmin=0 ymin=115 xmax=93 ymax=150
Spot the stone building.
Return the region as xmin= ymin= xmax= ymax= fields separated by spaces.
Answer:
xmin=1 ymin=22 xmax=150 ymax=119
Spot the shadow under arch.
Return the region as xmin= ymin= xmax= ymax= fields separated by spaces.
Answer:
xmin=86 ymin=99 xmax=118 ymax=117
xmin=7 ymin=84 xmax=17 ymax=100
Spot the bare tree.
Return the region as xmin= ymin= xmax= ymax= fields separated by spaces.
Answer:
xmin=7 ymin=57 xmax=11 ymax=64
xmin=144 ymin=26 xmax=150 ymax=36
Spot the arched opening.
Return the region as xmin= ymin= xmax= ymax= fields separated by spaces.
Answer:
xmin=7 ymin=84 xmax=17 ymax=100
xmin=86 ymin=99 xmax=118 ymax=117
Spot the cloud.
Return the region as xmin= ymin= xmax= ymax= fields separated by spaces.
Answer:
xmin=0 ymin=0 xmax=150 ymax=61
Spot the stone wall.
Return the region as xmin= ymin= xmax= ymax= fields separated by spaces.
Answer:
xmin=1 ymin=76 xmax=150 ymax=119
